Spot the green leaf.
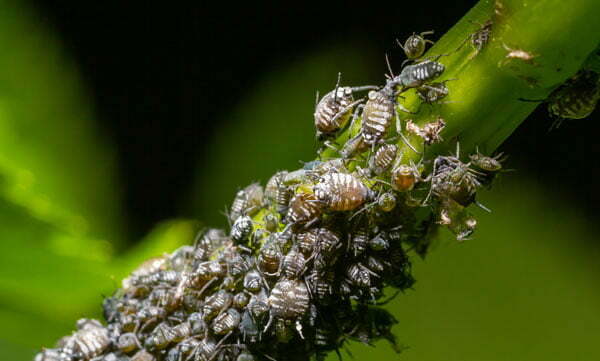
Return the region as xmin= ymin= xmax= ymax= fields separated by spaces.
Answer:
xmin=0 ymin=0 xmax=125 ymax=251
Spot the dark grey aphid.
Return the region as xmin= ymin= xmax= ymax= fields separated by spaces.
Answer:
xmin=231 ymin=215 xmax=253 ymax=242
xmin=393 ymin=59 xmax=445 ymax=89
xmin=397 ymin=30 xmax=434 ymax=60
xmin=282 ymin=247 xmax=306 ymax=279
xmin=144 ymin=322 xmax=175 ymax=351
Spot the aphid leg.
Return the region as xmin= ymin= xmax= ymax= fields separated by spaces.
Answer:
xmin=295 ymin=320 xmax=305 ymax=339
xmin=207 ymin=331 xmax=233 ymax=361
xmin=421 ymin=30 xmax=435 ymax=44
xmin=376 ymin=290 xmax=401 ymax=306
xmin=394 ymin=112 xmax=421 ymax=154
xmin=314 ymin=90 xmax=320 ymax=108
xmin=262 ymin=314 xmax=274 ymax=333
xmin=474 ymin=200 xmax=492 ymax=213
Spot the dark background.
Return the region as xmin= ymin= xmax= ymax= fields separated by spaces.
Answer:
xmin=33 ymin=1 xmax=599 ymax=242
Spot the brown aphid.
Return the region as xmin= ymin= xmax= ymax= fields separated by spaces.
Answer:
xmin=296 ymin=228 xmax=318 ymax=256
xmin=268 ymin=279 xmax=310 ymax=333
xmin=315 ymin=81 xmax=374 ymax=139
xmin=314 ymin=173 xmax=373 ymax=211
xmin=202 ymin=290 xmax=233 ymax=321
xmin=212 ymin=308 xmax=242 ymax=335
xmin=286 ymin=192 xmax=323 ymax=224
xmin=282 ymin=247 xmax=306 ymax=279
xmin=258 ymin=240 xmax=283 ymax=276
xmin=391 ymin=164 xmax=418 ymax=192
xmin=369 ymin=143 xmax=398 ymax=175
xmin=193 ymin=228 xmax=226 ymax=261
xmin=191 ymin=260 xmax=225 ymax=286
xmin=361 ymin=88 xmax=396 ymax=145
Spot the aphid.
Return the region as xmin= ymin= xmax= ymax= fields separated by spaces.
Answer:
xmin=296 ymin=228 xmax=318 ymax=256
xmin=190 ymin=260 xmax=225 ymax=287
xmin=406 ymin=118 xmax=446 ymax=145
xmin=397 ymin=31 xmax=434 ymax=59
xmin=340 ymin=133 xmax=369 ymax=159
xmin=267 ymin=279 xmax=310 ymax=337
xmin=392 ymin=59 xmax=445 ymax=89
xmin=547 ymin=70 xmax=600 ymax=123
xmin=285 ymin=192 xmax=323 ymax=225
xmin=416 ymin=81 xmax=451 ymax=104
xmin=369 ymin=143 xmax=398 ymax=175
xmin=230 ymin=183 xmax=264 ymax=221
xmin=248 ymin=289 xmax=270 ymax=322
xmin=171 ymin=321 xmax=192 ymax=342
xmin=34 ymin=349 xmax=67 ymax=361
xmin=244 ymin=270 xmax=264 ymax=293
xmin=314 ymin=173 xmax=373 ymax=211
xmin=361 ymin=87 xmax=397 ymax=145
xmin=258 ymin=239 xmax=283 ymax=276
xmin=117 ymin=332 xmax=140 ymax=354
xmin=377 ymin=192 xmax=397 ymax=212
xmin=314 ymin=77 xmax=376 ymax=139
xmin=390 ymin=164 xmax=419 ymax=192
xmin=282 ymin=247 xmax=306 ymax=279
xmin=122 ymin=256 xmax=167 ymax=290
xmin=169 ymin=245 xmax=194 ymax=272
xmin=131 ymin=350 xmax=156 ymax=361
xmin=148 ymin=287 xmax=179 ymax=311
xmin=212 ymin=308 xmax=242 ymax=335
xmin=263 ymin=212 xmax=279 ymax=232
xmin=194 ymin=228 xmax=226 ymax=261
xmin=231 ymin=215 xmax=254 ymax=242
xmin=366 ymin=255 xmax=388 ymax=274
xmin=469 ymin=151 xmax=504 ymax=172
xmin=144 ymin=322 xmax=175 ymax=351
xmin=183 ymin=314 xmax=204 ymax=336
xmin=267 ymin=171 xmax=293 ymax=216
xmin=315 ymin=227 xmax=342 ymax=256
xmin=189 ymin=336 xmax=217 ymax=361
xmin=307 ymin=269 xmax=334 ymax=303
xmin=502 ymin=43 xmax=537 ymax=66
xmin=239 ymin=311 xmax=261 ymax=343
xmin=346 ymin=263 xmax=377 ymax=288
xmin=224 ymin=252 xmax=249 ymax=277
xmin=470 ymin=20 xmax=493 ymax=54
xmin=431 ymin=152 xmax=482 ymax=206
xmin=350 ymin=225 xmax=370 ymax=257
xmin=369 ymin=233 xmax=390 ymax=251
xmin=233 ymin=292 xmax=250 ymax=309
xmin=202 ymin=290 xmax=233 ymax=321
xmin=61 ymin=319 xmax=110 ymax=360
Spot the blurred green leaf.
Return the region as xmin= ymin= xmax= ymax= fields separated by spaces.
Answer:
xmin=328 ymin=175 xmax=600 ymax=361
xmin=0 ymin=0 xmax=125 ymax=252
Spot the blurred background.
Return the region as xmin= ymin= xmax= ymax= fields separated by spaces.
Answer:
xmin=0 ymin=0 xmax=598 ymax=360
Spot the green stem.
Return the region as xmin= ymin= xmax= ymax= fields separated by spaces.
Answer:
xmin=325 ymin=0 xmax=600 ymax=162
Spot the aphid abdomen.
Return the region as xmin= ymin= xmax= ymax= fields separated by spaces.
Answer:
xmin=286 ymin=192 xmax=323 ymax=224
xmin=361 ymin=90 xmax=395 ymax=145
xmin=370 ymin=143 xmax=398 ymax=174
xmin=268 ymin=279 xmax=310 ymax=319
xmin=398 ymin=60 xmax=445 ymax=88
xmin=314 ymin=173 xmax=372 ymax=211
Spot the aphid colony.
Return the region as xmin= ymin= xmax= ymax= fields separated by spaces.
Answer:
xmin=35 ymin=31 xmax=507 ymax=361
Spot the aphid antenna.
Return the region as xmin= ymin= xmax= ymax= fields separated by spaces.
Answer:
xmin=474 ymin=200 xmax=492 ymax=213
xmin=385 ymin=53 xmax=396 ymax=80
xmin=314 ymin=90 xmax=320 ymax=108
xmin=392 ymin=113 xmax=421 ymax=155
xmin=333 ymin=72 xmax=342 ymax=102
